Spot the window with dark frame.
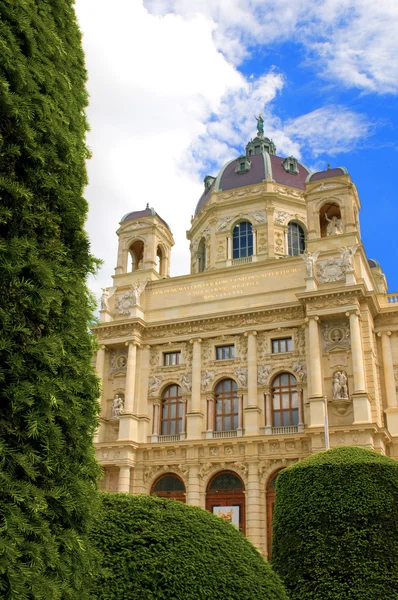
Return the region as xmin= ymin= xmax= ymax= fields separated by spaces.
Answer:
xmin=272 ymin=338 xmax=293 ymax=353
xmin=163 ymin=351 xmax=181 ymax=366
xmin=215 ymin=379 xmax=239 ymax=432
xmin=160 ymin=384 xmax=183 ymax=435
xmin=287 ymin=222 xmax=305 ymax=256
xmin=216 ymin=345 xmax=235 ymax=360
xmin=271 ymin=373 xmax=299 ymax=427
xmin=233 ymin=221 xmax=253 ymax=259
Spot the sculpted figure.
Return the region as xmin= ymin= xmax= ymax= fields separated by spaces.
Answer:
xmin=340 ymin=244 xmax=359 ymax=271
xmin=301 ymin=250 xmax=320 ymax=278
xmin=130 ymin=280 xmax=147 ymax=305
xmin=332 ymin=372 xmax=342 ymax=399
xmin=325 ymin=213 xmax=343 ymax=236
xmin=101 ymin=288 xmax=111 ymax=311
xmin=255 ymin=113 xmax=264 ymax=134
xmin=339 ymin=371 xmax=348 ymax=398
xmin=112 ymin=394 xmax=124 ymax=418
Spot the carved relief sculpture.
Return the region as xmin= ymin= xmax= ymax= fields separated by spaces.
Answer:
xmin=317 ymin=258 xmax=345 ymax=283
xmin=114 ymin=280 xmax=148 ymax=315
xmin=275 ymin=231 xmax=284 ymax=254
xmin=234 ymin=368 xmax=248 ymax=387
xmin=274 ymin=211 xmax=289 ymax=226
xmin=339 ymin=244 xmax=360 ymax=272
xmin=257 ymin=364 xmax=272 ymax=386
xmin=180 ymin=373 xmax=192 ymax=393
xmin=201 ymin=370 xmax=215 ymax=391
xmin=322 ymin=321 xmax=350 ymax=351
xmin=149 ymin=375 xmax=163 ymax=396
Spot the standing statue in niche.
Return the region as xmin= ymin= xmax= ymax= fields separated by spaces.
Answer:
xmin=101 ymin=288 xmax=113 ymax=311
xmin=332 ymin=371 xmax=349 ymax=400
xmin=339 ymin=244 xmax=360 ymax=271
xmin=112 ymin=394 xmax=124 ymax=418
xmin=325 ymin=213 xmax=343 ymax=236
xmin=301 ymin=250 xmax=320 ymax=279
xmin=255 ymin=114 xmax=264 ymax=135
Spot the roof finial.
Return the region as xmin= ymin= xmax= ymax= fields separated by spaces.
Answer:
xmin=254 ymin=114 xmax=264 ymax=135
xmin=146 ymin=202 xmax=149 ymax=209
xmin=327 ymin=163 xmax=331 ymax=170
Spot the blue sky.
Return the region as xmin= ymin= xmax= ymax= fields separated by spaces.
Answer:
xmin=75 ymin=0 xmax=398 ymax=297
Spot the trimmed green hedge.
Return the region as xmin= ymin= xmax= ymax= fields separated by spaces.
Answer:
xmin=90 ymin=493 xmax=288 ymax=600
xmin=272 ymin=447 xmax=398 ymax=600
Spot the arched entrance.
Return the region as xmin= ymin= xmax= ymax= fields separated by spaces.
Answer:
xmin=266 ymin=470 xmax=282 ymax=558
xmin=206 ymin=471 xmax=245 ymax=533
xmin=151 ymin=473 xmax=186 ymax=502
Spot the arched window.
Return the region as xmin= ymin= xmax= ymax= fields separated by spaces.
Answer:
xmin=215 ymin=379 xmax=238 ymax=432
xmin=272 ymin=373 xmax=298 ymax=427
xmin=129 ymin=240 xmax=144 ymax=271
xmin=161 ymin=385 xmax=183 ymax=435
xmin=319 ymin=202 xmax=343 ymax=238
xmin=157 ymin=245 xmax=164 ymax=276
xmin=287 ymin=222 xmax=305 ymax=256
xmin=206 ymin=471 xmax=245 ymax=532
xmin=233 ymin=221 xmax=253 ymax=259
xmin=151 ymin=473 xmax=186 ymax=502
xmin=197 ymin=238 xmax=206 ymax=272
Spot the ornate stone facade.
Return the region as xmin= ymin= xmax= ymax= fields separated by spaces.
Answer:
xmin=93 ymin=127 xmax=398 ymax=557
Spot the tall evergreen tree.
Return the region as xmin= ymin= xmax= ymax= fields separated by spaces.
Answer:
xmin=0 ymin=2 xmax=100 ymax=598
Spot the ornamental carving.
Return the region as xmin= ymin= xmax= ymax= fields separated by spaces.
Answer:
xmin=249 ymin=210 xmax=267 ymax=224
xmin=150 ymin=347 xmax=159 ymax=369
xmin=275 ymin=231 xmax=284 ymax=254
xmin=180 ymin=373 xmax=192 ymax=393
xmin=201 ymin=370 xmax=215 ymax=391
xmin=110 ymin=350 xmax=128 ymax=374
xmin=234 ymin=368 xmax=247 ymax=388
xmin=143 ymin=464 xmax=188 ymax=484
xmin=295 ymin=327 xmax=306 ymax=356
xmin=292 ymin=360 xmax=307 ymax=381
xmin=258 ymin=364 xmax=272 ymax=386
xmin=148 ymin=375 xmax=163 ymax=396
xmin=257 ymin=230 xmax=268 ymax=254
xmin=317 ymin=259 xmax=345 ymax=284
xmin=274 ymin=211 xmax=290 ymax=226
xmin=114 ymin=281 xmax=148 ymax=315
xmin=216 ymin=216 xmax=234 ymax=233
xmin=238 ymin=336 xmax=248 ymax=360
xmin=216 ymin=240 xmax=225 ymax=261
xmin=201 ymin=340 xmax=212 ymax=365
xmin=306 ymin=295 xmax=358 ymax=312
xmin=321 ymin=320 xmax=350 ymax=351
xmin=394 ymin=367 xmax=398 ymax=390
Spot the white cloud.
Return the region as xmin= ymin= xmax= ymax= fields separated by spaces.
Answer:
xmin=145 ymin=0 xmax=398 ymax=94
xmin=283 ymin=106 xmax=373 ymax=156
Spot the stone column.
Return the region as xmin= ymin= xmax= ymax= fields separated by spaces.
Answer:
xmin=227 ymin=236 xmax=232 ymax=260
xmin=206 ymin=394 xmax=214 ymax=438
xmin=237 ymin=394 xmax=244 ymax=436
xmin=346 ymin=311 xmax=371 ymax=424
xmin=244 ymin=331 xmax=261 ymax=435
xmin=252 ymin=229 xmax=257 ymax=256
xmin=95 ymin=345 xmax=106 ymax=415
xmin=379 ymin=332 xmax=397 ymax=408
xmin=347 ymin=311 xmax=366 ymax=393
xmin=266 ymin=207 xmax=275 ymax=258
xmin=187 ymin=338 xmax=203 ymax=439
xmin=308 ymin=317 xmax=323 ymax=397
xmin=152 ymin=403 xmax=160 ymax=440
xmin=118 ymin=465 xmax=131 ymax=493
xmin=124 ymin=341 xmax=138 ymax=412
xmin=297 ymin=387 xmax=304 ymax=428
xmin=181 ymin=399 xmax=187 ymax=437
xmin=246 ymin=331 xmax=258 ymax=407
xmin=246 ymin=462 xmax=262 ymax=550
xmin=137 ymin=344 xmax=151 ymax=443
xmin=187 ymin=464 xmax=201 ymax=506
xmin=264 ymin=389 xmax=272 ymax=433
xmin=307 ymin=316 xmax=326 ymax=428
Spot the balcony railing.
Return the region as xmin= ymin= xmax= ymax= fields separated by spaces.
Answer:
xmin=232 ymin=256 xmax=253 ymax=266
xmin=157 ymin=434 xmax=182 ymax=443
xmin=212 ymin=430 xmax=238 ymax=439
xmin=271 ymin=426 xmax=299 ymax=435
xmin=387 ymin=294 xmax=398 ymax=304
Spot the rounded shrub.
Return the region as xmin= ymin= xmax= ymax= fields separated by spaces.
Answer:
xmin=90 ymin=493 xmax=288 ymax=600
xmin=272 ymin=446 xmax=398 ymax=600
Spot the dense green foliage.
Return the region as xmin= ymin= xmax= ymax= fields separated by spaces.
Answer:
xmin=0 ymin=2 xmax=100 ymax=598
xmin=90 ymin=493 xmax=288 ymax=600
xmin=272 ymin=447 xmax=398 ymax=600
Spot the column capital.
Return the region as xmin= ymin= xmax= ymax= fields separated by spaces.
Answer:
xmin=244 ymin=330 xmax=258 ymax=337
xmin=377 ymin=331 xmax=392 ymax=337
xmin=189 ymin=337 xmax=202 ymax=345
xmin=305 ymin=315 xmax=319 ymax=322
xmin=206 ymin=394 xmax=214 ymax=402
xmin=100 ymin=344 xmax=107 ymax=350
xmin=345 ymin=310 xmax=360 ymax=318
xmin=125 ymin=339 xmax=141 ymax=348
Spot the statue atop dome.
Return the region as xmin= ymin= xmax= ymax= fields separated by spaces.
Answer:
xmin=255 ymin=114 xmax=264 ymax=135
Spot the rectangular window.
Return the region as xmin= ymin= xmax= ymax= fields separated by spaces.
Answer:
xmin=272 ymin=338 xmax=293 ymax=353
xmin=216 ymin=345 xmax=235 ymax=360
xmin=163 ymin=351 xmax=181 ymax=366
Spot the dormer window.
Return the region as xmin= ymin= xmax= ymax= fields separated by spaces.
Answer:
xmin=204 ymin=175 xmax=216 ymax=192
xmin=235 ymin=156 xmax=251 ymax=174
xmin=282 ymin=156 xmax=299 ymax=175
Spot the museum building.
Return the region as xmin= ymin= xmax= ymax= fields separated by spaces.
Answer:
xmin=93 ymin=124 xmax=398 ymax=555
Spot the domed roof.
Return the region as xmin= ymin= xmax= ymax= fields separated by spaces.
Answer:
xmin=195 ymin=135 xmax=311 ymax=216
xmin=368 ymin=258 xmax=380 ymax=269
xmin=306 ymin=166 xmax=348 ymax=183
xmin=121 ymin=205 xmax=170 ymax=230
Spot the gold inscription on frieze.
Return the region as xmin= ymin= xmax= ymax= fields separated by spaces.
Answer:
xmin=151 ymin=267 xmax=302 ymax=300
